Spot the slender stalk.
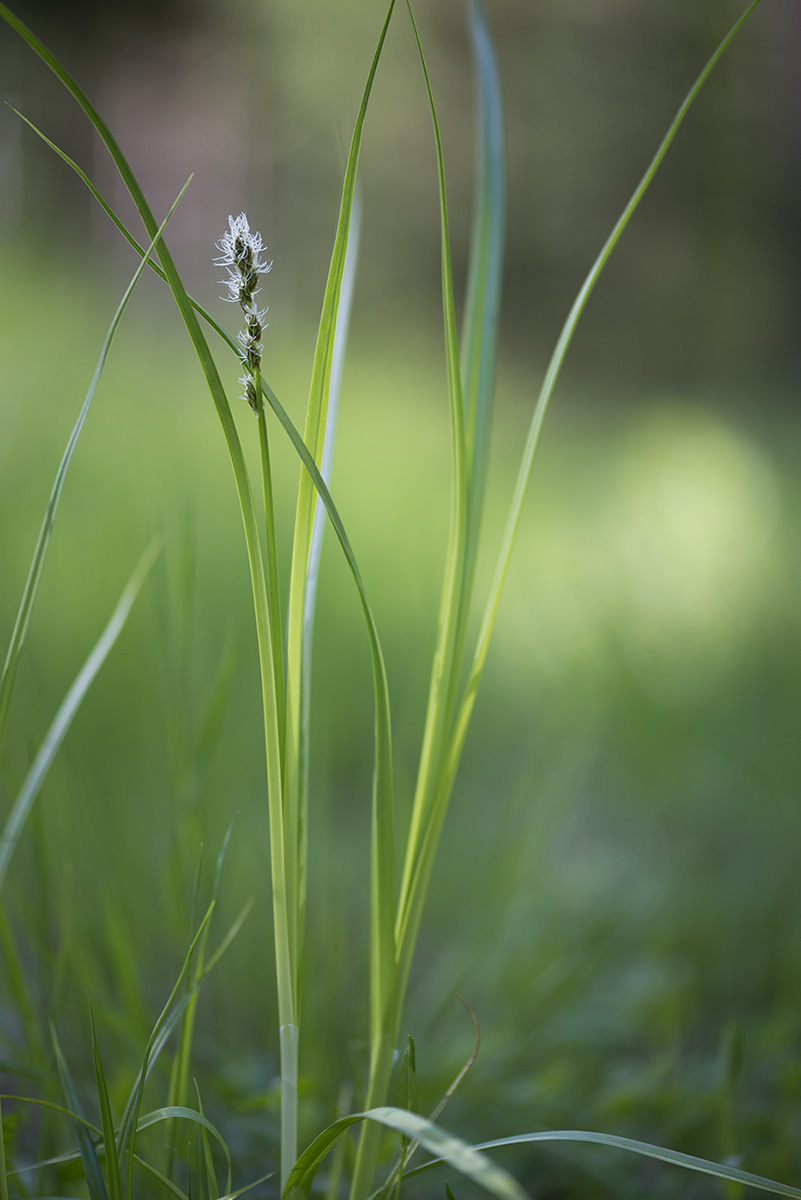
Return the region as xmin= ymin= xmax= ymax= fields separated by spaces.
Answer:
xmin=256 ymin=371 xmax=287 ymax=766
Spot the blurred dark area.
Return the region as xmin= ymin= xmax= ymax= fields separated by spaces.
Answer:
xmin=1 ymin=0 xmax=799 ymax=390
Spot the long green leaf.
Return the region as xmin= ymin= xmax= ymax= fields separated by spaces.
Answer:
xmin=285 ymin=1107 xmax=529 ymax=1200
xmin=0 ymin=177 xmax=186 ymax=772
xmin=403 ymin=1130 xmax=801 ymax=1200
xmin=396 ymin=0 xmax=766 ymax=1013
xmin=396 ymin=0 xmax=468 ymax=930
xmin=449 ymin=0 xmax=765 ymax=772
xmin=134 ymin=1104 xmax=232 ymax=1195
xmin=437 ymin=0 xmax=505 ymax=771
xmin=0 ymin=2 xmax=292 ymax=1178
xmin=194 ymin=1084 xmax=221 ymax=1200
xmin=461 ymin=0 xmax=505 ymax=539
xmin=297 ymin=186 xmax=362 ymax=992
xmin=0 ymin=538 xmax=161 ymax=894
xmin=88 ymin=994 xmax=123 ymax=1200
xmin=51 ymin=1024 xmax=109 ymax=1200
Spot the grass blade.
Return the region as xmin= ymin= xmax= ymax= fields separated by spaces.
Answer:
xmin=50 ymin=1024 xmax=109 ymax=1200
xmin=436 ymin=0 xmax=505 ymax=754
xmin=461 ymin=0 xmax=505 ymax=539
xmin=134 ymin=1104 xmax=232 ymax=1194
xmin=0 ymin=538 xmax=161 ymax=895
xmin=285 ymin=1108 xmax=529 ymax=1200
xmin=297 ymin=186 xmax=362 ymax=984
xmin=396 ymin=0 xmax=468 ymax=916
xmin=0 ymin=177 xmax=187 ymax=772
xmin=451 ymin=0 xmax=765 ymax=763
xmin=403 ymin=1130 xmax=801 ymax=1200
xmin=194 ymin=1084 xmax=221 ymax=1200
xmin=88 ymin=993 xmax=123 ymax=1200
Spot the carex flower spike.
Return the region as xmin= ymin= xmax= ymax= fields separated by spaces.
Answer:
xmin=215 ymin=212 xmax=272 ymax=413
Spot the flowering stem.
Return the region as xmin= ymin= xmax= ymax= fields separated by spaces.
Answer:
xmin=214 ymin=214 xmax=297 ymax=1183
xmin=256 ymin=375 xmax=286 ymax=761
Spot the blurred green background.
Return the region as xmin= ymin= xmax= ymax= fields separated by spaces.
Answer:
xmin=2 ymin=1 xmax=801 ymax=1196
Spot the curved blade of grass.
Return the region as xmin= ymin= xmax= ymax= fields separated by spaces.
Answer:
xmin=395 ymin=0 xmax=765 ymax=1005
xmin=443 ymin=0 xmax=505 ymax=756
xmin=51 ymin=1024 xmax=109 ymax=1200
xmin=0 ymin=5 xmax=295 ymax=1177
xmin=134 ymin=1105 xmax=232 ymax=1194
xmin=371 ymin=998 xmax=481 ymax=1200
xmin=88 ymin=993 xmax=123 ymax=1200
xmin=282 ymin=17 xmax=397 ymax=1178
xmin=285 ymin=1107 xmax=528 ymax=1200
xmin=403 ymin=1130 xmax=801 ymax=1200
xmin=0 ymin=180 xmax=187 ymax=772
xmin=0 ymin=538 xmax=161 ymax=895
xmin=5 ymin=105 xmax=236 ymax=360
xmin=9 ymin=109 xmax=392 ymax=746
xmin=452 ymin=0 xmax=764 ymax=772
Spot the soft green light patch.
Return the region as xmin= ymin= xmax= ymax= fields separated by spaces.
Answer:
xmin=497 ymin=406 xmax=780 ymax=704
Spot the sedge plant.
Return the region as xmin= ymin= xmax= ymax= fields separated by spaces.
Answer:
xmin=2 ymin=1 xmax=799 ymax=1199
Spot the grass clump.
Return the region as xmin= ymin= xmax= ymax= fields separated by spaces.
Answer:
xmin=1 ymin=1 xmax=798 ymax=1198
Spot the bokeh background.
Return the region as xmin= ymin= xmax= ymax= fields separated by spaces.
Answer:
xmin=2 ymin=1 xmax=801 ymax=1196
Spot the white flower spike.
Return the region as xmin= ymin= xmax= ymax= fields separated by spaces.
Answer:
xmin=215 ymin=212 xmax=272 ymax=412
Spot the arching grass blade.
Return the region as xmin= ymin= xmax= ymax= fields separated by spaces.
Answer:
xmin=0 ymin=539 xmax=161 ymax=895
xmin=403 ymin=1129 xmax=801 ymax=1200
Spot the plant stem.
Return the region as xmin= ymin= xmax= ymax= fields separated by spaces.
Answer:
xmin=256 ymin=373 xmax=287 ymax=765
